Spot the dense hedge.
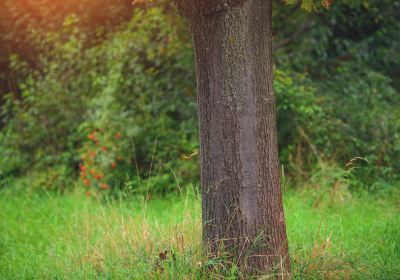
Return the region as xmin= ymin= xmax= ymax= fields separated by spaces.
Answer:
xmin=1 ymin=3 xmax=399 ymax=194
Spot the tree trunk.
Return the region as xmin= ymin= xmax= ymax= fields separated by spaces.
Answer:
xmin=175 ymin=0 xmax=290 ymax=276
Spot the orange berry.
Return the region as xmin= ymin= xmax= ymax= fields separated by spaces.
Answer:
xmin=79 ymin=164 xmax=86 ymax=172
xmin=88 ymin=132 xmax=96 ymax=141
xmin=83 ymin=179 xmax=91 ymax=186
xmin=111 ymin=162 xmax=117 ymax=169
xmin=322 ymin=0 xmax=333 ymax=8
xmin=89 ymin=151 xmax=96 ymax=158
xmin=101 ymin=146 xmax=108 ymax=152
xmin=85 ymin=191 xmax=91 ymax=197
xmin=115 ymin=133 xmax=122 ymax=139
xmin=100 ymin=183 xmax=110 ymax=190
xmin=90 ymin=169 xmax=96 ymax=176
xmin=95 ymin=173 xmax=104 ymax=180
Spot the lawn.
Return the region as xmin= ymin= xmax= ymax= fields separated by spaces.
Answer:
xmin=0 ymin=185 xmax=399 ymax=279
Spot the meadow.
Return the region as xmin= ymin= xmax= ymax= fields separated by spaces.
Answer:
xmin=1 ymin=177 xmax=399 ymax=279
xmin=1 ymin=2 xmax=400 ymax=279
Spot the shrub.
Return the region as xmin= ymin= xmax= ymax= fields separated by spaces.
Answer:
xmin=0 ymin=9 xmax=198 ymax=194
xmin=1 ymin=7 xmax=399 ymax=193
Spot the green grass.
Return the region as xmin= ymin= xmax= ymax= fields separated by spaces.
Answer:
xmin=0 ymin=185 xmax=399 ymax=279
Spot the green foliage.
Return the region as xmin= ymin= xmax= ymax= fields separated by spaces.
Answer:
xmin=1 ymin=1 xmax=400 ymax=192
xmin=274 ymin=0 xmax=400 ymax=184
xmin=284 ymin=0 xmax=334 ymax=11
xmin=0 ymin=0 xmax=133 ymax=99
xmin=319 ymin=67 xmax=400 ymax=182
xmin=275 ymin=69 xmax=325 ymax=171
xmin=0 ymin=9 xmax=197 ymax=194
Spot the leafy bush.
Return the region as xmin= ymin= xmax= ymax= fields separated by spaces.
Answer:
xmin=274 ymin=0 xmax=400 ymax=184
xmin=275 ymin=69 xmax=325 ymax=173
xmin=0 ymin=9 xmax=198 ymax=194
xmin=319 ymin=66 xmax=400 ymax=183
xmin=1 ymin=5 xmax=399 ymax=193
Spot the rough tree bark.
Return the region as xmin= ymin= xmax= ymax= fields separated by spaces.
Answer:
xmin=175 ymin=0 xmax=290 ymax=276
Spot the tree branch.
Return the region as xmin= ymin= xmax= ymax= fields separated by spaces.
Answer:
xmin=273 ymin=20 xmax=315 ymax=51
